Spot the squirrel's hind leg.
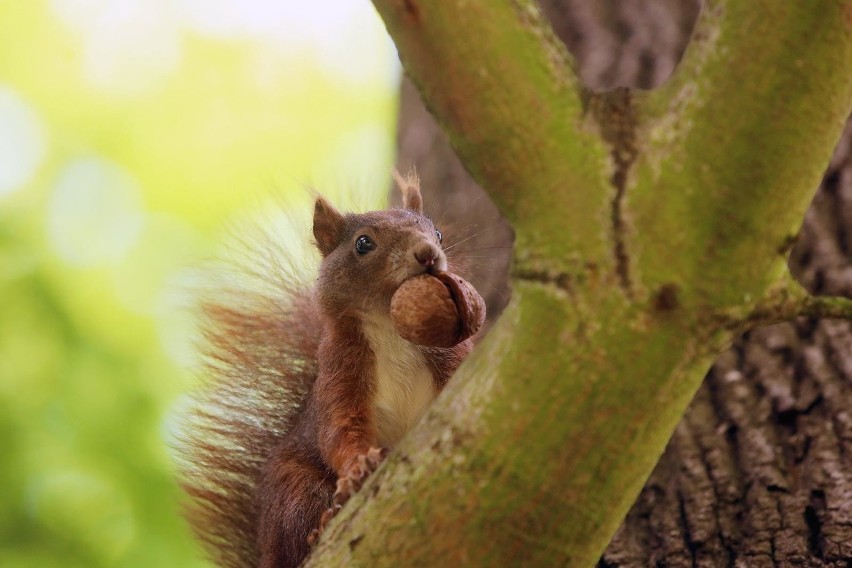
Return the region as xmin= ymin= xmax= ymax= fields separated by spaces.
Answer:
xmin=256 ymin=447 xmax=334 ymax=568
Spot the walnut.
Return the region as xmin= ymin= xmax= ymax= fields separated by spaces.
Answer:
xmin=390 ymin=272 xmax=486 ymax=348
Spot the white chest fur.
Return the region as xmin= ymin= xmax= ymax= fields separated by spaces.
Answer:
xmin=361 ymin=314 xmax=437 ymax=448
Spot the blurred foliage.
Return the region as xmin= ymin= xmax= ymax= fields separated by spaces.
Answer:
xmin=0 ymin=1 xmax=397 ymax=566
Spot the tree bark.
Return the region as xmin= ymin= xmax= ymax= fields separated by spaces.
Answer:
xmin=305 ymin=1 xmax=852 ymax=566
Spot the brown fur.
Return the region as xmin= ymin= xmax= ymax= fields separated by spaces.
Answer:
xmin=424 ymin=341 xmax=473 ymax=390
xmin=177 ymin=181 xmax=474 ymax=568
xmin=314 ymin=314 xmax=379 ymax=475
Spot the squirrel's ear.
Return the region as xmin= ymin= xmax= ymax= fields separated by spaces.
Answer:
xmin=313 ymin=197 xmax=345 ymax=256
xmin=393 ymin=169 xmax=423 ymax=214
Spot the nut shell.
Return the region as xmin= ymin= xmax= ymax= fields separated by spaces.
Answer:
xmin=390 ymin=272 xmax=486 ymax=348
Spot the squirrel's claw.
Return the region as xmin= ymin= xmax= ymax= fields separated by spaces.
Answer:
xmin=308 ymin=447 xmax=387 ymax=548
xmin=334 ymin=446 xmax=387 ymax=505
xmin=365 ymin=446 xmax=388 ymax=468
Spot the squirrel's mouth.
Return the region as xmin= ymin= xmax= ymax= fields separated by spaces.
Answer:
xmin=429 ymin=256 xmax=449 ymax=274
xmin=420 ymin=260 xmax=447 ymax=279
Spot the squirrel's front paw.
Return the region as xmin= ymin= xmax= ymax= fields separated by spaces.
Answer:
xmin=334 ymin=447 xmax=387 ymax=507
xmin=308 ymin=447 xmax=387 ymax=547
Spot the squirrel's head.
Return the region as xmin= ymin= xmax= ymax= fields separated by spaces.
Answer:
xmin=312 ymin=173 xmax=447 ymax=315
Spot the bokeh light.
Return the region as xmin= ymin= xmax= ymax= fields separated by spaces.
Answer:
xmin=48 ymin=156 xmax=144 ymax=266
xmin=0 ymin=87 xmax=47 ymax=198
xmin=51 ymin=0 xmax=182 ymax=95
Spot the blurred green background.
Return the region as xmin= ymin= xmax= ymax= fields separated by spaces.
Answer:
xmin=0 ymin=1 xmax=398 ymax=566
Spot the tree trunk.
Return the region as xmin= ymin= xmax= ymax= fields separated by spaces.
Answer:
xmin=305 ymin=1 xmax=852 ymax=565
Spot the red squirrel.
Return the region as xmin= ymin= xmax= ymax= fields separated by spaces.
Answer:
xmin=177 ymin=175 xmax=475 ymax=568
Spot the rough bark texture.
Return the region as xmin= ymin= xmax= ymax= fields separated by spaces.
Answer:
xmin=394 ymin=1 xmax=852 ymax=566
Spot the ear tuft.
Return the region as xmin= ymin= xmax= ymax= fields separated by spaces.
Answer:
xmin=313 ymin=197 xmax=346 ymax=256
xmin=393 ymin=168 xmax=423 ymax=214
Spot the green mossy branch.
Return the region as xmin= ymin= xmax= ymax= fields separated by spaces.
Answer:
xmin=633 ymin=0 xmax=852 ymax=306
xmin=746 ymin=294 xmax=852 ymax=327
xmin=719 ymin=274 xmax=852 ymax=331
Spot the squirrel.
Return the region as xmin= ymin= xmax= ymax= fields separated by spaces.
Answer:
xmin=176 ymin=173 xmax=477 ymax=568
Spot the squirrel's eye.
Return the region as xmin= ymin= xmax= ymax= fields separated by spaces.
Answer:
xmin=355 ymin=235 xmax=375 ymax=255
xmin=435 ymin=229 xmax=443 ymax=244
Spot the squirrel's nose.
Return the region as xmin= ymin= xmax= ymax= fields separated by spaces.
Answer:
xmin=414 ymin=243 xmax=445 ymax=271
xmin=415 ymin=249 xmax=437 ymax=267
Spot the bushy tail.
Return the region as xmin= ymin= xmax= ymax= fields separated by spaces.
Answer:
xmin=174 ymin=220 xmax=322 ymax=568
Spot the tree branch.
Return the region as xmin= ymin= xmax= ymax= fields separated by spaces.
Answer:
xmin=631 ymin=0 xmax=852 ymax=306
xmin=372 ymin=0 xmax=614 ymax=273
xmin=760 ymin=294 xmax=852 ymax=324
xmin=720 ymin=273 xmax=852 ymax=331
